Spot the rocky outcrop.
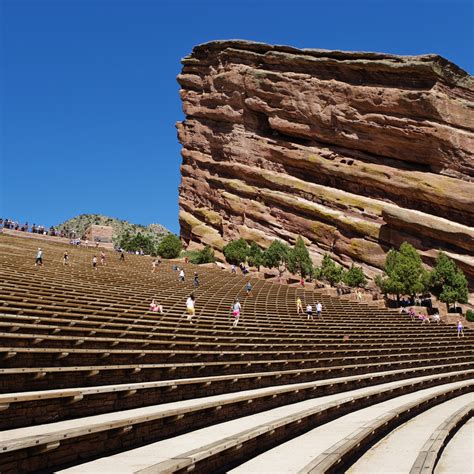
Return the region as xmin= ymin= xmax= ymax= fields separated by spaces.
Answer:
xmin=177 ymin=40 xmax=474 ymax=286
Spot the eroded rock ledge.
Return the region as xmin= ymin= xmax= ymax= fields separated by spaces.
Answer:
xmin=177 ymin=40 xmax=474 ymax=286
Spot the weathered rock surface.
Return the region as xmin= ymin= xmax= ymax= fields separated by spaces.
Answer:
xmin=177 ymin=40 xmax=474 ymax=287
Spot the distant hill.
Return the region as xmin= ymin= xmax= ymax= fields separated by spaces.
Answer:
xmin=55 ymin=214 xmax=172 ymax=246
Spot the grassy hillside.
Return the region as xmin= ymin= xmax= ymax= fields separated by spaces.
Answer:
xmin=55 ymin=214 xmax=172 ymax=247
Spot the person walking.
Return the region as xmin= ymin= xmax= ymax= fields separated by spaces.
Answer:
xmin=457 ymin=320 xmax=464 ymax=338
xmin=119 ymin=250 xmax=125 ymax=262
xmin=92 ymin=255 xmax=98 ymax=270
xmin=100 ymin=251 xmax=106 ymax=266
xmin=246 ymin=281 xmax=252 ymax=296
xmin=316 ymin=301 xmax=323 ymax=318
xmin=231 ymin=298 xmax=241 ymax=328
xmin=296 ymin=297 xmax=303 ymax=315
xmin=151 ymin=259 xmax=158 ymax=273
xmin=231 ymin=264 xmax=236 ymax=274
xmin=193 ymin=272 xmax=199 ymax=288
xmin=186 ymin=294 xmax=196 ymax=323
xmin=35 ymin=248 xmax=43 ymax=266
xmin=63 ymin=251 xmax=69 ymax=266
xmin=306 ymin=304 xmax=313 ymax=320
xmin=179 ymin=268 xmax=185 ymax=282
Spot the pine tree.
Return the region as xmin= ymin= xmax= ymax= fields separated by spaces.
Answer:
xmin=429 ymin=252 xmax=468 ymax=310
xmin=263 ymin=240 xmax=291 ymax=276
xmin=287 ymin=236 xmax=313 ymax=278
xmin=382 ymin=242 xmax=427 ymax=302
xmin=343 ymin=264 xmax=367 ymax=288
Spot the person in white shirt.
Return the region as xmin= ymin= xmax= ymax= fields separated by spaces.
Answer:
xmin=316 ymin=302 xmax=323 ymax=318
xmin=186 ymin=294 xmax=195 ymax=323
xmin=35 ymin=248 xmax=43 ymax=266
xmin=306 ymin=304 xmax=313 ymax=320
xmin=231 ymin=298 xmax=241 ymax=328
xmin=179 ymin=269 xmax=185 ymax=282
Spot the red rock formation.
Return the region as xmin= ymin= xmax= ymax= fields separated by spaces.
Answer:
xmin=177 ymin=40 xmax=474 ymax=287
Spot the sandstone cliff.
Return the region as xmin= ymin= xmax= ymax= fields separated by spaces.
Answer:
xmin=177 ymin=40 xmax=474 ymax=286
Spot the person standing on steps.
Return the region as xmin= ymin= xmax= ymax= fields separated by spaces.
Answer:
xmin=457 ymin=320 xmax=464 ymax=338
xmin=35 ymin=248 xmax=43 ymax=266
xmin=100 ymin=251 xmax=106 ymax=266
xmin=186 ymin=293 xmax=196 ymax=323
xmin=306 ymin=303 xmax=313 ymax=320
xmin=246 ymin=281 xmax=252 ymax=296
xmin=63 ymin=251 xmax=69 ymax=266
xmin=316 ymin=301 xmax=323 ymax=319
xmin=179 ymin=268 xmax=185 ymax=282
xmin=151 ymin=259 xmax=158 ymax=273
xmin=119 ymin=250 xmax=125 ymax=262
xmin=231 ymin=264 xmax=236 ymax=274
xmin=296 ymin=297 xmax=303 ymax=315
xmin=92 ymin=255 xmax=98 ymax=270
xmin=231 ymin=298 xmax=241 ymax=328
xmin=193 ymin=272 xmax=199 ymax=288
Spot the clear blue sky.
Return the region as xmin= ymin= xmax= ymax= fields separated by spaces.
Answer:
xmin=1 ymin=0 xmax=473 ymax=234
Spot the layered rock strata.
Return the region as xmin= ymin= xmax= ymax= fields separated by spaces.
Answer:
xmin=177 ymin=40 xmax=474 ymax=286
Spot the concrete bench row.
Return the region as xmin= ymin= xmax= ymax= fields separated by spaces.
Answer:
xmin=0 ymin=369 xmax=471 ymax=473
xmin=1 ymin=362 xmax=472 ymax=430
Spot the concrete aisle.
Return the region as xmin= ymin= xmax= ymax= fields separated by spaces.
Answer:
xmin=229 ymin=382 xmax=469 ymax=474
xmin=347 ymin=393 xmax=473 ymax=473
xmin=58 ymin=379 xmax=467 ymax=473
xmin=435 ymin=417 xmax=474 ymax=474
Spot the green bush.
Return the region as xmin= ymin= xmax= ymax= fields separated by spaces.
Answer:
xmin=321 ymin=254 xmax=344 ymax=287
xmin=466 ymin=309 xmax=474 ymax=322
xmin=192 ymin=246 xmax=215 ymax=264
xmin=117 ymin=231 xmax=156 ymax=255
xmin=223 ymin=238 xmax=249 ymax=265
xmin=181 ymin=250 xmax=201 ymax=262
xmin=157 ymin=234 xmax=182 ymax=259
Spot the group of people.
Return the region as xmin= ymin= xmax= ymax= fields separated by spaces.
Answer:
xmin=401 ymin=307 xmax=440 ymax=324
xmin=296 ymin=297 xmax=323 ymax=320
xmin=34 ymin=247 xmax=112 ymax=269
xmin=400 ymin=306 xmax=465 ymax=337
xmin=230 ymin=263 xmax=249 ymax=275
xmin=31 ymin=247 xmax=470 ymax=338
xmin=91 ymin=252 xmax=107 ymax=269
xmin=1 ymin=218 xmax=64 ymax=236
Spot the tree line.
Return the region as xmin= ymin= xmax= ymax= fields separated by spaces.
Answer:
xmin=223 ymin=236 xmax=367 ymax=288
xmin=223 ymin=237 xmax=468 ymax=310
xmin=116 ymin=232 xmax=216 ymax=264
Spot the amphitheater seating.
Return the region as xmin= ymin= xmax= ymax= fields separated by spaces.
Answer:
xmin=0 ymin=233 xmax=472 ymax=473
